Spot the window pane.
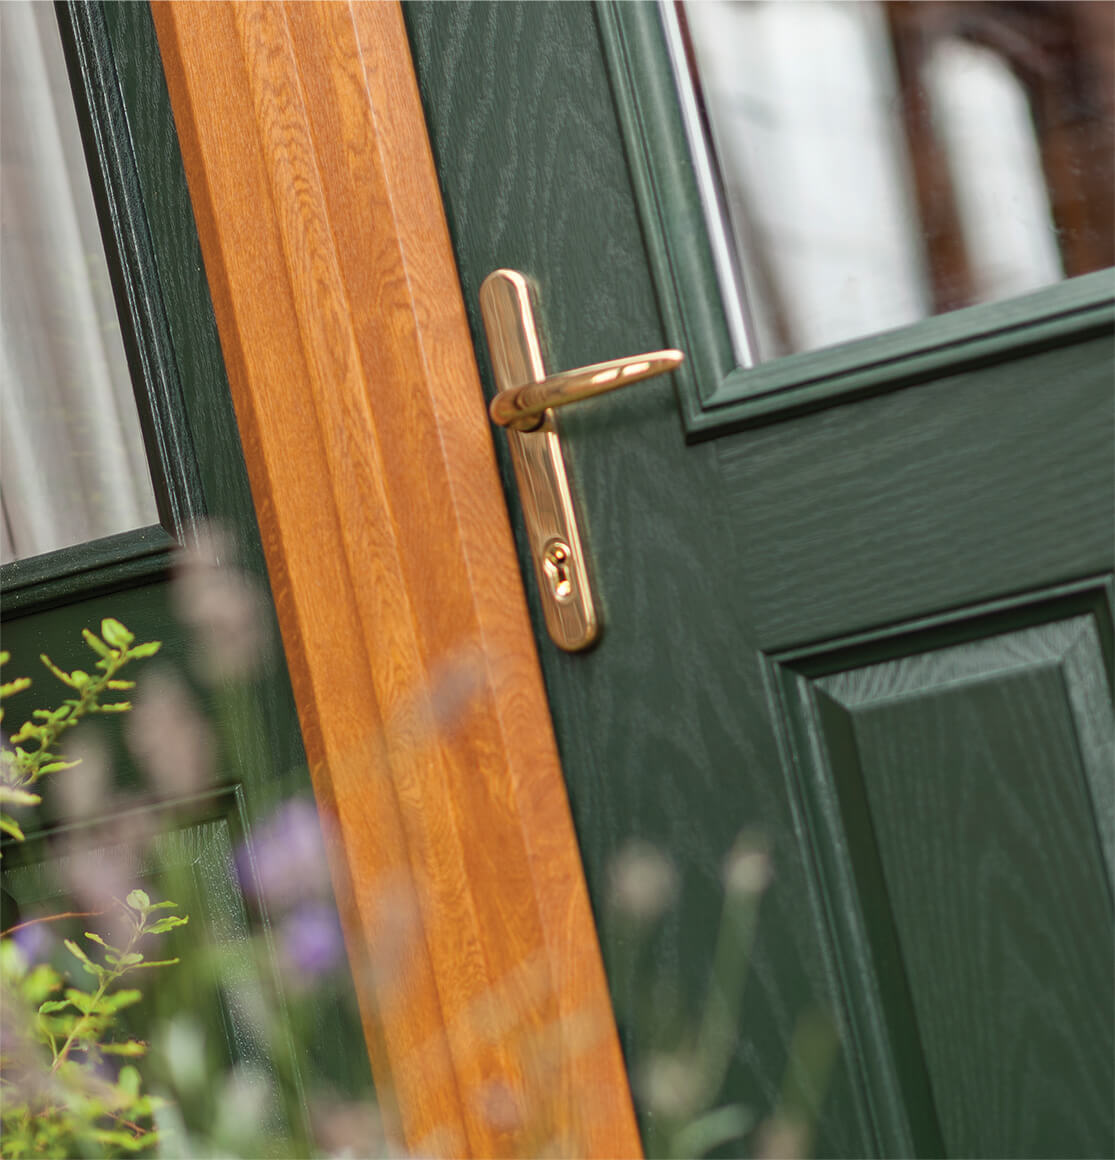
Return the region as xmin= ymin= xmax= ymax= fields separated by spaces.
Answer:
xmin=675 ymin=0 xmax=1115 ymax=361
xmin=1 ymin=1 xmax=158 ymax=564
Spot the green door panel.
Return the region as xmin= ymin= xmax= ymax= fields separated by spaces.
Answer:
xmin=777 ymin=594 xmax=1114 ymax=1158
xmin=404 ymin=3 xmax=1115 ymax=1157
xmin=718 ymin=330 xmax=1115 ymax=648
xmin=1 ymin=3 xmax=374 ymax=1151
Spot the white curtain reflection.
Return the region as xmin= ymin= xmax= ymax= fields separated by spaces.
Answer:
xmin=927 ymin=39 xmax=1062 ymax=302
xmin=1 ymin=0 xmax=157 ymax=565
xmin=682 ymin=0 xmax=1077 ymax=361
xmin=685 ymin=0 xmax=929 ymax=358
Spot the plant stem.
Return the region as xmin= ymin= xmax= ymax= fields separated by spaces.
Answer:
xmin=12 ymin=649 xmax=132 ymax=786
xmin=50 ymin=921 xmax=141 ymax=1073
xmin=1 ymin=909 xmax=105 ymax=939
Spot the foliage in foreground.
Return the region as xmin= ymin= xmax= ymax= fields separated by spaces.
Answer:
xmin=1 ymin=621 xmax=185 ymax=1159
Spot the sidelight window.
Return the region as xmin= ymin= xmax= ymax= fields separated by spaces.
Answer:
xmin=1 ymin=1 xmax=158 ymax=564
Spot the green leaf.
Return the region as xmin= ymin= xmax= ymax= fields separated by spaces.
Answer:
xmin=64 ymin=938 xmax=93 ymax=966
xmin=90 ymin=1129 xmax=152 ymax=1150
xmin=0 ymin=938 xmax=28 ymax=979
xmin=106 ymin=679 xmax=136 ymax=690
xmin=84 ymin=931 xmax=112 ymax=949
xmin=100 ymin=989 xmax=142 ymax=1013
xmin=22 ymin=963 xmax=62 ymax=1004
xmin=0 ymin=678 xmax=31 ymax=698
xmin=117 ymin=1064 xmax=141 ymax=1097
xmin=145 ymin=899 xmax=179 ymax=910
xmin=146 ymin=914 xmax=190 ymax=934
xmin=129 ymin=957 xmax=180 ymax=969
xmin=100 ymin=618 xmax=135 ymax=648
xmin=70 ymin=669 xmax=90 ymax=687
xmin=94 ymin=701 xmax=133 ymax=713
xmin=117 ymin=952 xmax=144 ymax=966
xmin=0 ymin=785 xmax=40 ymax=806
xmin=39 ymin=655 xmax=76 ymax=687
xmin=0 ymin=812 xmax=26 ymax=840
xmin=101 ymin=1040 xmax=147 ymax=1056
xmin=37 ymin=999 xmax=74 ymax=1014
xmin=65 ymin=937 xmax=106 ymax=978
xmin=37 ymin=756 xmax=79 ymax=774
xmin=81 ymin=629 xmax=114 ymax=659
xmin=64 ymin=987 xmax=97 ymax=1014
xmin=126 ymin=889 xmax=151 ymax=913
xmin=127 ymin=640 xmax=162 ymax=659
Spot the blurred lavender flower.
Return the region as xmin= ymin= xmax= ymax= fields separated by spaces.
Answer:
xmin=309 ymin=1097 xmax=390 ymax=1159
xmin=279 ymin=902 xmax=345 ymax=980
xmin=636 ymin=1050 xmax=703 ymax=1121
xmin=363 ymin=874 xmax=423 ymax=998
xmin=211 ymin=1064 xmax=277 ymax=1153
xmin=126 ymin=670 xmax=214 ymax=799
xmin=58 ymin=844 xmax=138 ymax=939
xmin=10 ymin=920 xmax=54 ymax=965
xmin=606 ymin=839 xmax=678 ymax=922
xmin=174 ymin=523 xmax=267 ymax=682
xmin=472 ymin=1076 xmax=525 ymax=1137
xmin=723 ymin=833 xmax=773 ymax=898
xmin=755 ymin=1115 xmax=809 ymax=1160
xmin=53 ymin=734 xmax=109 ymax=823
xmin=389 ymin=646 xmax=487 ymax=745
xmin=237 ymin=797 xmax=333 ymax=911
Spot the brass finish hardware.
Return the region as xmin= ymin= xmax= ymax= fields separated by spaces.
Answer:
xmin=490 ymin=350 xmax=683 ymax=430
xmin=479 ymin=268 xmax=684 ymax=650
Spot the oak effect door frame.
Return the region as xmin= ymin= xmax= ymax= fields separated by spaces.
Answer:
xmin=151 ymin=3 xmax=639 ymax=1156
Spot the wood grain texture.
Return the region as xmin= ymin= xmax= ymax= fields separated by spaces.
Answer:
xmin=405 ymin=4 xmax=1114 ymax=1156
xmin=150 ymin=3 xmax=639 ymax=1155
xmin=404 ymin=4 xmax=874 ymax=1154
xmin=4 ymin=2 xmax=375 ymax=1139
xmin=772 ymin=593 xmax=1115 ymax=1157
xmin=719 ymin=330 xmax=1115 ymax=650
xmin=816 ymin=617 xmax=1115 ymax=1157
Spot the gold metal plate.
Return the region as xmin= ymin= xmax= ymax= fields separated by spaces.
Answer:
xmin=479 ymin=270 xmax=599 ymax=650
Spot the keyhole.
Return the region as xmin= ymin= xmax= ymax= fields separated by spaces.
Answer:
xmin=541 ymin=539 xmax=574 ymax=602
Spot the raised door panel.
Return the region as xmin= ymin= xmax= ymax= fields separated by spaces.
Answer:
xmin=774 ymin=587 xmax=1114 ymax=1157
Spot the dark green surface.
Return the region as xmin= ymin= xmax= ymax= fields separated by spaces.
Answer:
xmin=404 ymin=2 xmax=1115 ymax=1156
xmin=1 ymin=2 xmax=375 ymax=1146
xmin=777 ymin=593 xmax=1115 ymax=1158
xmin=601 ymin=1 xmax=1115 ymax=439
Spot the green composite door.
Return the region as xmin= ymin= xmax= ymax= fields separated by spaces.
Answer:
xmin=0 ymin=4 xmax=373 ymax=1150
xmin=405 ymin=3 xmax=1115 ymax=1157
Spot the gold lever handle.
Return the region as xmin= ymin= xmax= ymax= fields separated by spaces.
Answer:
xmin=490 ymin=348 xmax=684 ymax=431
xmin=479 ymin=268 xmax=685 ymax=650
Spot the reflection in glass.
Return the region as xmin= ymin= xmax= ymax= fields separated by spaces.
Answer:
xmin=674 ymin=0 xmax=1115 ymax=361
xmin=1 ymin=1 xmax=158 ymax=564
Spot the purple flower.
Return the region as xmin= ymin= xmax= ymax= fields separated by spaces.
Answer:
xmin=237 ymin=798 xmax=332 ymax=911
xmin=279 ymin=903 xmax=344 ymax=979
xmin=11 ymin=921 xmax=54 ymax=964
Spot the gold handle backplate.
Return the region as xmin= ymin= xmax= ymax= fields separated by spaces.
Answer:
xmin=479 ymin=268 xmax=683 ymax=651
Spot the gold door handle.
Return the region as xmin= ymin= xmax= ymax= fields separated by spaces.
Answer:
xmin=479 ymin=268 xmax=684 ymax=650
xmin=490 ymin=349 xmax=683 ymax=430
